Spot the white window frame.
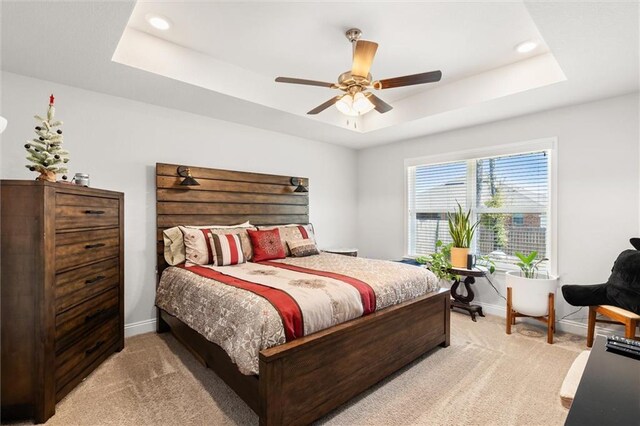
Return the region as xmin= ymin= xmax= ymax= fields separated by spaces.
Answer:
xmin=403 ymin=137 xmax=558 ymax=276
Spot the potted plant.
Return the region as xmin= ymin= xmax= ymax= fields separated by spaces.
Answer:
xmin=447 ymin=202 xmax=478 ymax=268
xmin=505 ymin=251 xmax=558 ymax=317
xmin=416 ymin=240 xmax=456 ymax=284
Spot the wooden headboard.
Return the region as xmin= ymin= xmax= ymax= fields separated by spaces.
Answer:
xmin=155 ymin=162 xmax=309 ymax=275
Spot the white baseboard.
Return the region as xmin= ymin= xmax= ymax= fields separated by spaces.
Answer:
xmin=472 ymin=301 xmax=623 ymax=337
xmin=124 ymin=318 xmax=157 ymax=338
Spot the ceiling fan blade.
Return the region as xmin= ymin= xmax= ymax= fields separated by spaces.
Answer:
xmin=366 ymin=93 xmax=393 ymax=113
xmin=373 ymin=70 xmax=442 ymax=89
xmin=275 ymin=77 xmax=337 ymax=88
xmin=351 ymin=40 xmax=378 ymax=78
xmin=307 ymin=96 xmax=341 ymax=115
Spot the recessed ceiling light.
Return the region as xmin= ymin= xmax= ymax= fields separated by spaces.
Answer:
xmin=515 ymin=40 xmax=538 ymax=53
xmin=146 ymin=14 xmax=171 ymax=31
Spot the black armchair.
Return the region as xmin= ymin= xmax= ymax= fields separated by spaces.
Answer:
xmin=562 ymin=238 xmax=640 ymax=316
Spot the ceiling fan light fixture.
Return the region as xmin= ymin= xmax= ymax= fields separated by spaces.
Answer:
xmin=336 ymin=94 xmax=356 ymax=116
xmin=352 ymin=92 xmax=375 ymax=114
xmin=335 ymin=93 xmax=374 ymax=116
xmin=275 ymin=28 xmax=439 ymax=116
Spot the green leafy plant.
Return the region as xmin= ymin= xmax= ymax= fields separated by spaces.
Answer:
xmin=416 ymin=240 xmax=456 ymax=281
xmin=480 ymin=189 xmax=509 ymax=251
xmin=515 ymin=251 xmax=548 ymax=279
xmin=447 ymin=202 xmax=479 ymax=248
xmin=476 ymin=254 xmax=496 ymax=274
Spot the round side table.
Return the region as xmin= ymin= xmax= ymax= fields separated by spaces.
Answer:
xmin=447 ymin=267 xmax=487 ymax=322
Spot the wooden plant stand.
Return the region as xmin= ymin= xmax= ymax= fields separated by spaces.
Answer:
xmin=506 ymin=287 xmax=555 ymax=344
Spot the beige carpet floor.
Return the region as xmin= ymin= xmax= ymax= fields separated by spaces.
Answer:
xmin=20 ymin=312 xmax=586 ymax=425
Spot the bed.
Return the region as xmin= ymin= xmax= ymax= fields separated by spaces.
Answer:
xmin=155 ymin=163 xmax=450 ymax=425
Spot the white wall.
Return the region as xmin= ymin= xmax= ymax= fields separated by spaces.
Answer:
xmin=3 ymin=70 xmax=637 ymax=336
xmin=357 ymin=92 xmax=640 ymax=328
xmin=0 ymin=72 xmax=358 ymax=335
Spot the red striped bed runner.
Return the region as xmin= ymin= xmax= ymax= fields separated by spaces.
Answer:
xmin=259 ymin=260 xmax=376 ymax=315
xmin=181 ymin=259 xmax=377 ymax=342
xmin=180 ymin=264 xmax=304 ymax=341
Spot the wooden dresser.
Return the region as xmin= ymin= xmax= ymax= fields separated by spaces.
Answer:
xmin=1 ymin=180 xmax=124 ymax=423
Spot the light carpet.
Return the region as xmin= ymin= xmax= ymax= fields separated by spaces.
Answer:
xmin=22 ymin=313 xmax=586 ymax=425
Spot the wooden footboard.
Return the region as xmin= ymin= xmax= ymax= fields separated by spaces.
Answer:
xmin=159 ymin=288 xmax=450 ymax=425
xmin=259 ymin=288 xmax=450 ymax=425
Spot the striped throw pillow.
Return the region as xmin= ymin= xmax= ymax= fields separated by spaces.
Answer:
xmin=180 ymin=226 xmax=254 ymax=266
xmin=210 ymin=233 xmax=246 ymax=266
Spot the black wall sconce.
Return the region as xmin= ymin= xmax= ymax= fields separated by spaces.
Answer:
xmin=177 ymin=166 xmax=200 ymax=186
xmin=290 ymin=177 xmax=308 ymax=193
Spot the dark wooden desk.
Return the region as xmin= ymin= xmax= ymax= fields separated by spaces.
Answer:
xmin=565 ymin=335 xmax=640 ymax=425
xmin=448 ymin=267 xmax=487 ymax=322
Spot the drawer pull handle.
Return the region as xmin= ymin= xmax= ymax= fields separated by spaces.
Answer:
xmin=85 ymin=275 xmax=106 ymax=285
xmin=84 ymin=210 xmax=105 ymax=215
xmin=85 ymin=243 xmax=105 ymax=249
xmin=85 ymin=340 xmax=105 ymax=356
xmin=85 ymin=309 xmax=105 ymax=322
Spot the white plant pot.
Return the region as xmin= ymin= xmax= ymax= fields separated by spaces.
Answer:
xmin=506 ymin=271 xmax=559 ymax=317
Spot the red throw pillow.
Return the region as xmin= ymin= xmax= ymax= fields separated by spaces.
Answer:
xmin=247 ymin=228 xmax=286 ymax=262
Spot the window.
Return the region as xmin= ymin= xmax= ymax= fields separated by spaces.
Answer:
xmin=406 ymin=142 xmax=555 ymax=272
xmin=512 ymin=214 xmax=524 ymax=226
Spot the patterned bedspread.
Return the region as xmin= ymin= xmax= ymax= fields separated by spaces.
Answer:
xmin=156 ymin=252 xmax=439 ymax=375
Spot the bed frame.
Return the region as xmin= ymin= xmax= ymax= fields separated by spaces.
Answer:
xmin=155 ymin=163 xmax=450 ymax=425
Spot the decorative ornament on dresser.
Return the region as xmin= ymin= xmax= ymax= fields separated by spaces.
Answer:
xmin=24 ymin=94 xmax=69 ymax=182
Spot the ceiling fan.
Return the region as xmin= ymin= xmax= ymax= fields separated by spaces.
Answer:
xmin=275 ymin=28 xmax=442 ymax=117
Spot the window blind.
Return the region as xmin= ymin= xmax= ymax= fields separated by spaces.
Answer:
xmin=475 ymin=152 xmax=548 ymax=264
xmin=408 ymin=161 xmax=467 ymax=254
xmin=407 ymin=150 xmax=551 ymax=270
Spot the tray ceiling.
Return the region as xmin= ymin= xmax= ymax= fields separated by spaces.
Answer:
xmin=114 ymin=1 xmax=565 ymax=133
xmin=2 ymin=1 xmax=638 ymax=148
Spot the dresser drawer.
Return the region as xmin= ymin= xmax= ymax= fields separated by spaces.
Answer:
xmin=55 ymin=228 xmax=119 ymax=271
xmin=56 ymin=193 xmax=119 ymax=230
xmin=55 ymin=287 xmax=119 ymax=351
xmin=55 ymin=258 xmax=119 ymax=313
xmin=55 ymin=316 xmax=119 ymax=394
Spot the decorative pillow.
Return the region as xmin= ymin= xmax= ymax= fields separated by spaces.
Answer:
xmin=210 ymin=233 xmax=246 ymax=266
xmin=257 ymin=224 xmax=316 ymax=256
xmin=180 ymin=225 xmax=255 ymax=266
xmin=163 ymin=227 xmax=187 ymax=266
xmin=163 ymin=222 xmax=252 ymax=265
xmin=247 ymin=228 xmax=286 ymax=262
xmin=287 ymin=239 xmax=320 ymax=258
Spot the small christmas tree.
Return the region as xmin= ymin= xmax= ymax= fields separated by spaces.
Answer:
xmin=24 ymin=94 xmax=69 ymax=182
